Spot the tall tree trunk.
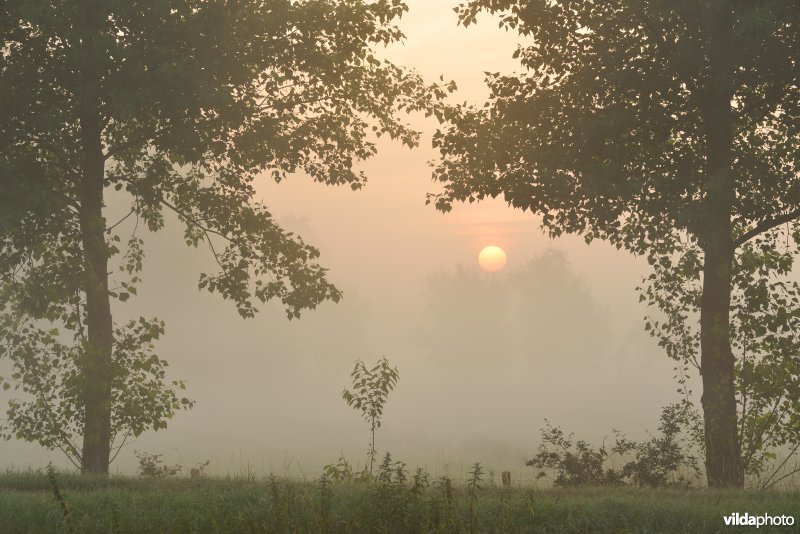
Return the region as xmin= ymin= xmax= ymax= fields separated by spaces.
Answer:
xmin=699 ymin=2 xmax=744 ymax=489
xmin=78 ymin=108 xmax=113 ymax=474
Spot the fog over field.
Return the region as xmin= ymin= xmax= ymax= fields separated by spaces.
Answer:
xmin=1 ymin=1 xmax=684 ymax=480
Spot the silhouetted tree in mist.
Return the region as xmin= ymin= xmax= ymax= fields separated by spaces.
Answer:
xmin=0 ymin=0 xmax=450 ymax=474
xmin=417 ymin=264 xmax=513 ymax=366
xmin=415 ymin=249 xmax=608 ymax=370
xmin=509 ymin=249 xmax=609 ymax=365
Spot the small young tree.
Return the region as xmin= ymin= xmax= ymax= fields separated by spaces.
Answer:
xmin=342 ymin=356 xmax=399 ymax=474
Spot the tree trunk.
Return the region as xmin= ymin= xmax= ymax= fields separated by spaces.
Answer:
xmin=78 ymin=108 xmax=113 ymax=475
xmin=699 ymin=2 xmax=744 ymax=489
xmin=700 ymin=233 xmax=743 ymax=488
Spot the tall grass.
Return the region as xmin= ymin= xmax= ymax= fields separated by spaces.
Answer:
xmin=1 ymin=466 xmax=798 ymax=533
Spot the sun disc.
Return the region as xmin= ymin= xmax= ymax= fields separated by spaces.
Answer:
xmin=478 ymin=245 xmax=507 ymax=272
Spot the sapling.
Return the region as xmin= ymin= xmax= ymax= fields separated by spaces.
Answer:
xmin=467 ymin=462 xmax=484 ymax=533
xmin=342 ymin=356 xmax=399 ymax=474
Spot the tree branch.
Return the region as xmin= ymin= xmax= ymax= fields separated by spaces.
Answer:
xmin=103 ymin=126 xmax=171 ymax=161
xmin=108 ymin=430 xmax=132 ymax=465
xmin=158 ymin=197 xmax=231 ymax=243
xmin=157 ymin=197 xmax=230 ymax=274
xmin=760 ymin=441 xmax=800 ymax=490
xmin=742 ymin=396 xmax=783 ymax=468
xmin=734 ymin=209 xmax=800 ymax=248
xmin=105 ymin=205 xmax=135 ymax=234
xmin=10 ymin=411 xmax=82 ymax=468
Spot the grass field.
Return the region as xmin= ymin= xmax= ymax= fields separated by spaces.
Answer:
xmin=1 ymin=470 xmax=799 ymax=533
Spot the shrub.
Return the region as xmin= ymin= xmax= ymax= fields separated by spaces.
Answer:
xmin=621 ymin=404 xmax=702 ymax=487
xmin=527 ymin=421 xmax=626 ymax=487
xmin=323 ymin=454 xmax=355 ymax=482
xmin=528 ymin=404 xmax=701 ymax=488
xmin=135 ymin=451 xmax=181 ymax=478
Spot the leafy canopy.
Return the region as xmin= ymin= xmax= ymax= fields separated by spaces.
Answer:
xmin=1 ymin=0 xmax=452 ymax=320
xmin=431 ymin=1 xmax=800 ymax=254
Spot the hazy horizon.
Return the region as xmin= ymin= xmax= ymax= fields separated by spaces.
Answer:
xmin=0 ymin=0 xmax=686 ymax=481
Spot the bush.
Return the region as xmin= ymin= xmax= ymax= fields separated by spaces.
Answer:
xmin=526 ymin=421 xmax=627 ymax=487
xmin=135 ymin=451 xmax=181 ymax=478
xmin=527 ymin=404 xmax=701 ymax=488
xmin=621 ymin=404 xmax=701 ymax=487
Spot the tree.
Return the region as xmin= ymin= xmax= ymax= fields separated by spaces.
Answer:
xmin=416 ymin=264 xmax=513 ymax=367
xmin=508 ymin=249 xmax=608 ymax=362
xmin=643 ymin=235 xmax=800 ymax=488
xmin=1 ymin=0 xmax=449 ymax=474
xmin=342 ymin=356 xmax=400 ymax=474
xmin=430 ymin=1 xmax=800 ymax=488
xmin=415 ymin=250 xmax=607 ymax=369
xmin=0 ymin=242 xmax=195 ymax=470
xmin=0 ymin=311 xmax=180 ymax=471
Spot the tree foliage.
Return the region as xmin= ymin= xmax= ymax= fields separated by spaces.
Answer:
xmin=642 ymin=232 xmax=800 ymax=487
xmin=416 ymin=249 xmax=606 ymax=368
xmin=0 ymin=238 xmax=193 ymax=469
xmin=432 ymin=1 xmax=800 ymax=248
xmin=2 ymin=0 xmax=450 ymax=320
xmin=431 ymin=0 xmax=800 ymax=488
xmin=0 ymin=0 xmax=449 ymax=472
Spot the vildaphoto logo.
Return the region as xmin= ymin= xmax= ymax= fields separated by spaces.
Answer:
xmin=723 ymin=512 xmax=795 ymax=528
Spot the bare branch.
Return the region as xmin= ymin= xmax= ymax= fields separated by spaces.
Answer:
xmin=105 ymin=205 xmax=135 ymax=234
xmin=761 ymin=442 xmax=800 ymax=490
xmin=109 ymin=431 xmax=132 ymax=465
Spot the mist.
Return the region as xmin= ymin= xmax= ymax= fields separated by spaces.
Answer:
xmin=0 ymin=1 xmax=687 ymax=482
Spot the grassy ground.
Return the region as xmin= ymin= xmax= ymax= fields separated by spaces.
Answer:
xmin=0 ymin=470 xmax=798 ymax=533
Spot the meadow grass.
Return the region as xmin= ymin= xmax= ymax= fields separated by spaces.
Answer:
xmin=0 ymin=470 xmax=798 ymax=533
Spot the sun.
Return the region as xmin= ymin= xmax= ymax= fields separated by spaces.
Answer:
xmin=478 ymin=245 xmax=507 ymax=272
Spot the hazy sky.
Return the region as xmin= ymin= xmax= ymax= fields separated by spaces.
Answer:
xmin=1 ymin=1 xmax=684 ymax=481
